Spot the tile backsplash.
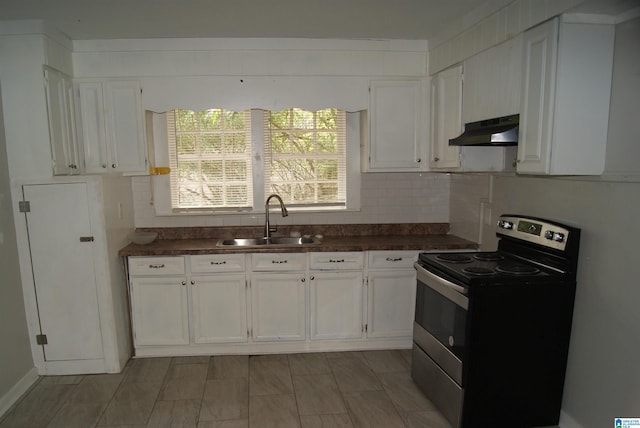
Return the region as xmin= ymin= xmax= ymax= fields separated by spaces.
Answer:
xmin=132 ymin=172 xmax=451 ymax=228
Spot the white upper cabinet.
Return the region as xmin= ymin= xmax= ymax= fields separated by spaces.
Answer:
xmin=518 ymin=17 xmax=614 ymax=175
xmin=463 ymin=35 xmax=522 ymax=124
xmin=429 ymin=65 xmax=463 ymax=170
xmin=363 ymin=80 xmax=427 ymax=172
xmin=44 ymin=67 xmax=81 ymax=175
xmin=76 ymin=80 xmax=148 ymax=175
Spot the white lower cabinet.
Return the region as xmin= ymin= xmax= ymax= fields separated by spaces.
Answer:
xmin=129 ymin=254 xmax=248 ymax=347
xmin=190 ymin=254 xmax=248 ymax=344
xmin=127 ymin=250 xmax=419 ymax=356
xmin=310 ymin=252 xmax=365 ymax=340
xmin=366 ymin=251 xmax=417 ymax=338
xmin=250 ymin=253 xmax=307 ymax=342
xmin=128 ymin=256 xmax=189 ymax=346
xmin=130 ymin=276 xmax=190 ymax=346
xmin=250 ymin=272 xmax=306 ymax=342
xmin=191 ymin=274 xmax=247 ymax=344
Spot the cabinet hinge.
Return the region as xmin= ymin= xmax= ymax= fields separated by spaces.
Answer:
xmin=19 ymin=201 xmax=31 ymax=213
xmin=36 ymin=334 xmax=48 ymax=345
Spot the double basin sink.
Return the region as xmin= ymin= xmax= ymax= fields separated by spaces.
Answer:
xmin=217 ymin=236 xmax=318 ymax=247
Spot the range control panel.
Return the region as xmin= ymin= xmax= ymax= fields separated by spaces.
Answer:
xmin=497 ymin=215 xmax=570 ymax=251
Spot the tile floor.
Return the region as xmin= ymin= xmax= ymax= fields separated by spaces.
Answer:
xmin=0 ymin=349 xmax=452 ymax=428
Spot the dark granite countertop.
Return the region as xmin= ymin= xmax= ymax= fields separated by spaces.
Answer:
xmin=118 ymin=223 xmax=478 ymax=256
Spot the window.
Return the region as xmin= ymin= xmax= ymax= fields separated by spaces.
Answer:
xmin=163 ymin=108 xmax=358 ymax=214
xmin=264 ymin=108 xmax=346 ymax=208
xmin=167 ymin=109 xmax=253 ymax=211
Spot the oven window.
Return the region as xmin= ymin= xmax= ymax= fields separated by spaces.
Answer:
xmin=415 ymin=280 xmax=467 ymax=360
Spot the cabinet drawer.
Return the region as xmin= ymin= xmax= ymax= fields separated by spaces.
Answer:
xmin=251 ymin=253 xmax=307 ymax=271
xmin=310 ymin=252 xmax=364 ymax=270
xmin=190 ymin=254 xmax=246 ymax=273
xmin=368 ymin=251 xmax=418 ymax=269
xmin=128 ymin=256 xmax=185 ymax=276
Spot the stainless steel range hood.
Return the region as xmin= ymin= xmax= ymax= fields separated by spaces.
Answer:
xmin=449 ymin=114 xmax=519 ymax=146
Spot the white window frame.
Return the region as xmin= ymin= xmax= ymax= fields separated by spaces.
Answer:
xmin=151 ymin=110 xmax=360 ymax=216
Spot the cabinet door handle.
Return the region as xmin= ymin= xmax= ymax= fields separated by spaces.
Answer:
xmin=434 ymin=157 xmax=440 ymax=162
xmin=416 ymin=158 xmax=421 ymax=163
xmin=329 ymin=259 xmax=345 ymax=263
xmin=149 ymin=263 xmax=165 ymax=269
xmin=111 ymin=163 xmax=117 ymax=168
xmin=181 ymin=280 xmax=186 ymax=286
xmin=310 ymin=275 xmax=315 ymax=280
xmin=191 ymin=280 xmax=196 ymax=285
xmin=301 ymin=278 xmax=306 ymax=283
xmin=271 ymin=260 xmax=288 ymax=264
xmin=210 ymin=261 xmax=227 ymax=265
xmin=386 ymin=257 xmax=403 ymax=262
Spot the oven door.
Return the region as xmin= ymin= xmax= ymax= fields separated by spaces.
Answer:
xmin=413 ymin=262 xmax=468 ymax=385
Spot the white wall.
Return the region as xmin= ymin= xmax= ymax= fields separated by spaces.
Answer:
xmin=450 ymin=16 xmax=640 ymax=428
xmin=0 ymin=84 xmax=36 ymax=417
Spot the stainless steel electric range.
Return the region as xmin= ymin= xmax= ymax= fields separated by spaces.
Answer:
xmin=412 ymin=214 xmax=581 ymax=428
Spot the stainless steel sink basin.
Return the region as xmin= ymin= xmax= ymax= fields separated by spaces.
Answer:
xmin=217 ymin=236 xmax=317 ymax=247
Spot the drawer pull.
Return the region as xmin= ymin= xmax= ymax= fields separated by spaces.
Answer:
xmin=210 ymin=261 xmax=227 ymax=265
xmin=271 ymin=260 xmax=288 ymax=264
xmin=386 ymin=257 xmax=403 ymax=262
xmin=329 ymin=259 xmax=345 ymax=263
xmin=149 ymin=263 xmax=165 ymax=269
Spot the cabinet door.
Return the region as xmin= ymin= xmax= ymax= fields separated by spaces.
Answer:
xmin=104 ymin=81 xmax=147 ymax=174
xmin=130 ymin=277 xmax=189 ymax=346
xmin=310 ymin=271 xmax=364 ymax=340
xmin=518 ymin=18 xmax=558 ymax=174
xmin=78 ymin=80 xmax=147 ymax=174
xmin=191 ymin=274 xmax=248 ymax=344
xmin=430 ymin=66 xmax=462 ymax=169
xmin=367 ymin=269 xmax=416 ymax=338
xmin=44 ymin=67 xmax=80 ymax=175
xmin=23 ymin=183 xmax=103 ymax=361
xmin=251 ymin=273 xmax=306 ymax=341
xmin=77 ymin=81 xmax=109 ymax=173
xmin=367 ymin=80 xmax=426 ymax=171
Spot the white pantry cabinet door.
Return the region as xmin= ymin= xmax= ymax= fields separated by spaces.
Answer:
xmin=191 ymin=274 xmax=248 ymax=344
xmin=251 ymin=272 xmax=306 ymax=341
xmin=23 ymin=183 xmax=103 ymax=361
xmin=310 ymin=271 xmax=364 ymax=340
xmin=130 ymin=277 xmax=189 ymax=346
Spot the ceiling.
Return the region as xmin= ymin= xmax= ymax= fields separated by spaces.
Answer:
xmin=0 ymin=0 xmax=513 ymax=41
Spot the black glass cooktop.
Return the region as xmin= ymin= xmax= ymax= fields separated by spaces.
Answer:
xmin=418 ymin=251 xmax=566 ymax=286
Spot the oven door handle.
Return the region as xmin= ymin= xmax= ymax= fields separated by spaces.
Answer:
xmin=415 ymin=263 xmax=469 ymax=310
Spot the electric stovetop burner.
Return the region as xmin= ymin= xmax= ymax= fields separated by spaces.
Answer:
xmin=496 ymin=263 xmax=540 ymax=275
xmin=462 ymin=266 xmax=495 ymax=276
xmin=474 ymin=253 xmax=504 ymax=261
xmin=436 ymin=254 xmax=474 ymax=263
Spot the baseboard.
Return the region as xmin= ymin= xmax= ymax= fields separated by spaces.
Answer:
xmin=560 ymin=410 xmax=584 ymax=428
xmin=0 ymin=368 xmax=39 ymax=420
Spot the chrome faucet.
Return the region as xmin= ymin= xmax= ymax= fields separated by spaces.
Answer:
xmin=264 ymin=194 xmax=288 ymax=240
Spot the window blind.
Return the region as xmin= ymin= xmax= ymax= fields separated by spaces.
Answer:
xmin=263 ymin=108 xmax=347 ymax=208
xmin=167 ymin=109 xmax=253 ymax=211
